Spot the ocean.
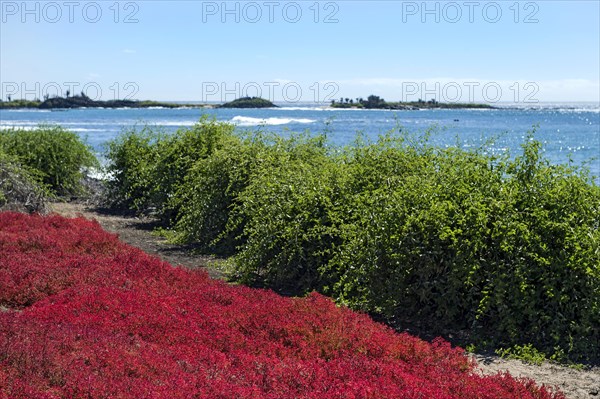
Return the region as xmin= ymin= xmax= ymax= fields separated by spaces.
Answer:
xmin=1 ymin=102 xmax=598 ymax=179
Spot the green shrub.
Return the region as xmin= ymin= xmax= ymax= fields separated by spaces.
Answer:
xmin=105 ymin=125 xmax=164 ymax=211
xmin=495 ymin=344 xmax=548 ymax=365
xmin=105 ymin=117 xmax=235 ymax=223
xmin=325 ymin=133 xmax=599 ymax=362
xmin=225 ymin=133 xmax=346 ymax=292
xmin=152 ymin=117 xmax=235 ymax=224
xmin=227 ymin=129 xmax=599 ymax=361
xmin=0 ymin=151 xmax=48 ymax=213
xmin=170 ymin=131 xmax=270 ymax=254
xmin=326 ymin=140 xmax=506 ymax=318
xmin=105 ymin=120 xmax=599 ymax=362
xmin=0 ymin=125 xmax=99 ymax=196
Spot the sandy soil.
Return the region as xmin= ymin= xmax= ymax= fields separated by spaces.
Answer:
xmin=49 ymin=202 xmax=600 ymax=399
xmin=473 ymin=354 xmax=599 ymax=399
xmin=49 ymin=202 xmax=224 ymax=280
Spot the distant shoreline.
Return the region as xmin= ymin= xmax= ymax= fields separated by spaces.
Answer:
xmin=0 ymin=96 xmax=213 ymax=110
xmin=0 ymin=95 xmax=278 ymax=110
xmin=330 ymin=95 xmax=494 ymax=110
xmin=330 ymin=102 xmax=495 ymax=110
xmin=1 ymin=95 xmax=494 ymax=110
xmin=4 ymin=97 xmax=597 ymax=111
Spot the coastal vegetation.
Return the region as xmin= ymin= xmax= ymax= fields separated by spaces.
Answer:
xmin=0 ymin=151 xmax=48 ymax=213
xmin=0 ymin=211 xmax=565 ymax=398
xmin=0 ymin=126 xmax=98 ymax=200
xmin=0 ymin=99 xmax=42 ymax=108
xmin=331 ymin=95 xmax=494 ymax=109
xmin=105 ymin=118 xmax=600 ymax=363
xmin=1 ymin=119 xmax=597 ymax=397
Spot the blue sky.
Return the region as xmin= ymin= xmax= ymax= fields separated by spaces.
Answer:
xmin=1 ymin=0 xmax=599 ymax=103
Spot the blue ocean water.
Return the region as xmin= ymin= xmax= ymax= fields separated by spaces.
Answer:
xmin=1 ymin=103 xmax=599 ymax=179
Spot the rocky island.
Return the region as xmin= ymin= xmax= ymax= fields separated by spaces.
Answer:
xmin=330 ymin=95 xmax=494 ymax=110
xmin=218 ymin=97 xmax=277 ymax=108
xmin=0 ymin=95 xmax=279 ymax=110
xmin=0 ymin=94 xmax=209 ymax=110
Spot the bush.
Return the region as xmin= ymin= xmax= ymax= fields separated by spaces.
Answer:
xmin=152 ymin=117 xmax=236 ymax=224
xmin=0 ymin=151 xmax=48 ymax=213
xmin=0 ymin=125 xmax=99 ymax=196
xmin=226 ymin=133 xmax=344 ymax=292
xmin=105 ymin=117 xmax=235 ymax=224
xmin=105 ymin=120 xmax=600 ymax=362
xmin=104 ymin=124 xmax=164 ymax=211
xmin=170 ymin=131 xmax=270 ymax=254
xmin=229 ymin=129 xmax=600 ymax=362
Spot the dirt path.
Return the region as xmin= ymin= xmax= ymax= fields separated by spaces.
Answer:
xmin=49 ymin=202 xmax=600 ymax=399
xmin=473 ymin=355 xmax=599 ymax=399
xmin=50 ymin=202 xmax=224 ymax=280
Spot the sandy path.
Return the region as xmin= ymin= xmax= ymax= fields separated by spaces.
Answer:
xmin=50 ymin=202 xmax=224 ymax=280
xmin=473 ymin=354 xmax=599 ymax=399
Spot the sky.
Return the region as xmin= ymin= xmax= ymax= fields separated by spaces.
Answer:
xmin=1 ymin=0 xmax=599 ymax=104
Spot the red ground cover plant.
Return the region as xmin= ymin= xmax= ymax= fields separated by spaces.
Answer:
xmin=0 ymin=212 xmax=564 ymax=399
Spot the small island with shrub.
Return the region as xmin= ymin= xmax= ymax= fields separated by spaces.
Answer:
xmin=331 ymin=95 xmax=494 ymax=110
xmin=218 ymin=96 xmax=277 ymax=108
